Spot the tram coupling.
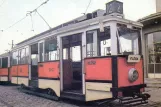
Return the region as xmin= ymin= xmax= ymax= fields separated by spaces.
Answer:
xmin=119 ymin=93 xmax=150 ymax=106
xmin=96 ymin=93 xmax=150 ymax=107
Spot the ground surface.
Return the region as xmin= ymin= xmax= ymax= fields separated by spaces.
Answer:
xmin=0 ymin=86 xmax=160 ymax=107
xmin=0 ymin=86 xmax=79 ymax=107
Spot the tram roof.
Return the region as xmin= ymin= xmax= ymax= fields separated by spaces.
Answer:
xmin=0 ymin=52 xmax=9 ymax=58
xmin=14 ymin=15 xmax=142 ymax=50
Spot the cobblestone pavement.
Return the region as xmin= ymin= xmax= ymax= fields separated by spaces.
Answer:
xmin=137 ymin=88 xmax=161 ymax=107
xmin=0 ymin=86 xmax=160 ymax=107
xmin=0 ymin=86 xmax=79 ymax=107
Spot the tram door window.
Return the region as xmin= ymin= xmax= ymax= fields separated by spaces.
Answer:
xmin=62 ymin=33 xmax=82 ymax=92
xmin=30 ymin=43 xmax=38 ymax=87
xmin=98 ymin=27 xmax=111 ymax=56
xmin=86 ymin=30 xmax=97 ymax=57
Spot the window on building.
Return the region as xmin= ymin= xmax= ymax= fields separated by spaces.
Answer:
xmin=147 ymin=32 xmax=161 ymax=74
xmin=45 ymin=38 xmax=59 ymax=61
xmin=2 ymin=57 xmax=8 ymax=68
xmin=98 ymin=27 xmax=111 ymax=56
xmin=12 ymin=51 xmax=18 ymax=65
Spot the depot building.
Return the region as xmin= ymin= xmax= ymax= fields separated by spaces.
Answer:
xmin=139 ymin=0 xmax=161 ymax=78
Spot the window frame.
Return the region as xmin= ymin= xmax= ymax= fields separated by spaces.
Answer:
xmin=116 ymin=24 xmax=142 ymax=55
xmin=2 ymin=57 xmax=8 ymax=68
xmin=12 ymin=50 xmax=18 ymax=66
xmin=0 ymin=58 xmax=1 ymax=68
xmin=86 ymin=29 xmax=98 ymax=57
xmin=44 ymin=38 xmax=59 ymax=62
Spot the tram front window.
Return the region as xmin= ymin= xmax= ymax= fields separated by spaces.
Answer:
xmin=99 ymin=27 xmax=111 ymax=56
xmin=117 ymin=25 xmax=141 ymax=55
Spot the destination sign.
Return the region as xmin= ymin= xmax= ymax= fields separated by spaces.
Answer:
xmin=127 ymin=55 xmax=141 ymax=63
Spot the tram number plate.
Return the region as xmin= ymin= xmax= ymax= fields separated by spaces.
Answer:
xmin=88 ymin=60 xmax=96 ymax=65
xmin=127 ymin=55 xmax=141 ymax=63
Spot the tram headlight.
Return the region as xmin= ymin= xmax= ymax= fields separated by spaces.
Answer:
xmin=128 ymin=68 xmax=139 ymax=82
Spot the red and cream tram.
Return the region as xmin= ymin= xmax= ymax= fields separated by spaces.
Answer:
xmin=0 ymin=0 xmax=150 ymax=106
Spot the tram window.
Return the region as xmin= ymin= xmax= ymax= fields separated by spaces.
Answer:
xmin=31 ymin=54 xmax=38 ymax=65
xmin=45 ymin=38 xmax=59 ymax=61
xmin=98 ymin=27 xmax=111 ymax=56
xmin=86 ymin=30 xmax=97 ymax=57
xmin=0 ymin=58 xmax=1 ymax=68
xmin=71 ymin=46 xmax=81 ymax=61
xmin=39 ymin=43 xmax=43 ymax=62
xmin=26 ymin=47 xmax=29 ymax=63
xmin=63 ymin=48 xmax=68 ymax=60
xmin=12 ymin=51 xmax=18 ymax=65
xmin=62 ymin=36 xmax=69 ymax=60
xmin=117 ymin=25 xmax=140 ymax=55
xmin=19 ymin=48 xmax=26 ymax=64
xmin=2 ymin=57 xmax=8 ymax=68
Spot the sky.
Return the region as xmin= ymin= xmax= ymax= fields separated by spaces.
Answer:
xmin=0 ymin=0 xmax=156 ymax=54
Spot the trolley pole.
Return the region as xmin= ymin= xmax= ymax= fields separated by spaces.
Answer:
xmin=11 ymin=40 xmax=14 ymax=49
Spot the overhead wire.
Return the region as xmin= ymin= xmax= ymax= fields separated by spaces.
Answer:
xmin=2 ymin=0 xmax=50 ymax=32
xmin=84 ymin=0 xmax=92 ymax=14
xmin=36 ymin=10 xmax=51 ymax=29
xmin=29 ymin=13 xmax=34 ymax=32
xmin=0 ymin=0 xmax=6 ymax=8
xmin=2 ymin=15 xmax=28 ymax=32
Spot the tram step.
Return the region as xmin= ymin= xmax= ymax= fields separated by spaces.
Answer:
xmin=19 ymin=88 xmax=59 ymax=100
xmin=122 ymin=98 xmax=144 ymax=104
xmin=29 ymin=80 xmax=38 ymax=87
xmin=123 ymin=101 xmax=148 ymax=106
xmin=61 ymin=91 xmax=85 ymax=101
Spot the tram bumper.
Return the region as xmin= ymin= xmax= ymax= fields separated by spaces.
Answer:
xmin=111 ymin=84 xmax=150 ymax=99
xmin=110 ymin=84 xmax=150 ymax=106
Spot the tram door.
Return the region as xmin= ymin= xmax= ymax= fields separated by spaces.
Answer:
xmin=62 ymin=34 xmax=82 ymax=93
xmin=30 ymin=43 xmax=38 ymax=87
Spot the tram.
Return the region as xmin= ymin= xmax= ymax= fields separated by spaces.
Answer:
xmin=0 ymin=0 xmax=150 ymax=106
xmin=0 ymin=52 xmax=10 ymax=84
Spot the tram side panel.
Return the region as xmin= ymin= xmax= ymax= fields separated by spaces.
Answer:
xmin=17 ymin=65 xmax=29 ymax=86
xmin=116 ymin=57 xmax=144 ymax=95
xmin=85 ymin=57 xmax=112 ymax=101
xmin=11 ymin=66 xmax=18 ymax=84
xmin=118 ymin=57 xmax=143 ymax=87
xmin=38 ymin=61 xmax=60 ymax=97
xmin=0 ymin=68 xmax=9 ymax=82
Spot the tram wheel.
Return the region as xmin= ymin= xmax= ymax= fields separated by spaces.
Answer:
xmin=47 ymin=88 xmax=54 ymax=96
xmin=20 ymin=84 xmax=25 ymax=89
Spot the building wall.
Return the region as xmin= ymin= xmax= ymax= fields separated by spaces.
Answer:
xmin=156 ymin=0 xmax=161 ymax=12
